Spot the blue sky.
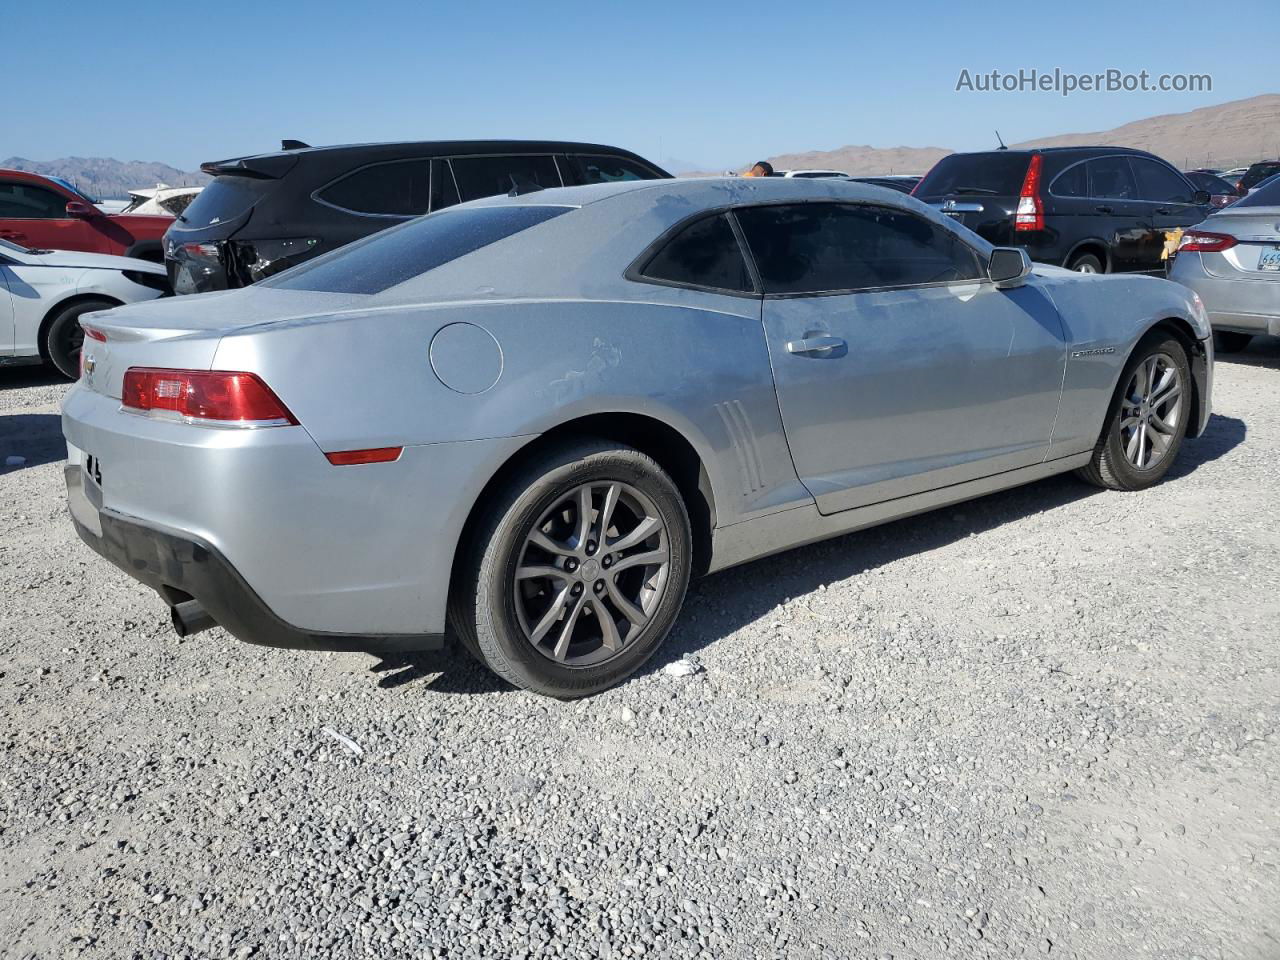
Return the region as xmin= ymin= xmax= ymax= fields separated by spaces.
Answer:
xmin=8 ymin=0 xmax=1275 ymax=172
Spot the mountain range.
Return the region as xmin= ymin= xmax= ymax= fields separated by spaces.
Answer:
xmin=690 ymin=94 xmax=1280 ymax=176
xmin=1 ymin=156 xmax=208 ymax=200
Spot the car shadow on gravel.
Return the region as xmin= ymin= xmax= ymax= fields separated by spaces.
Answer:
xmin=0 ymin=366 xmax=63 ymax=390
xmin=368 ymin=413 xmax=1247 ymax=695
xmin=0 ymin=413 xmax=66 ymax=470
xmin=1214 ymin=334 xmax=1280 ymax=369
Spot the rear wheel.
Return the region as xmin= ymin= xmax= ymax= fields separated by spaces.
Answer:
xmin=1076 ymin=332 xmax=1190 ymax=491
xmin=43 ymin=299 xmax=116 ymax=380
xmin=450 ymin=440 xmax=692 ymax=699
xmin=1067 ymin=251 xmax=1105 ymax=274
xmin=1212 ymin=330 xmax=1253 ymax=354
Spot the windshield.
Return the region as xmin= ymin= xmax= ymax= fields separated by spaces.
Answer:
xmin=1234 ymin=176 xmax=1280 ymax=208
xmin=263 ymin=204 xmax=574 ymax=294
xmin=46 ymin=176 xmax=99 ymax=204
xmin=914 ymin=152 xmax=1033 ymax=197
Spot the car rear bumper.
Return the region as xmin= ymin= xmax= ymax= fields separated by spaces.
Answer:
xmin=66 ymin=464 xmax=443 ymax=653
xmin=62 ymin=382 xmax=531 ymax=645
xmin=1168 ymin=253 xmax=1280 ymax=335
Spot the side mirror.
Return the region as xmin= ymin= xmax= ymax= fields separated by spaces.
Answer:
xmin=64 ymin=200 xmax=99 ymax=219
xmin=989 ymin=247 xmax=1032 ymax=288
xmin=1192 ymin=189 xmax=1212 ymax=206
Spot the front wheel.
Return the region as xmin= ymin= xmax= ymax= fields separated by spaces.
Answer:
xmin=451 ymin=440 xmax=693 ymax=699
xmin=1076 ymin=333 xmax=1191 ymax=491
xmin=43 ymin=299 xmax=116 ymax=380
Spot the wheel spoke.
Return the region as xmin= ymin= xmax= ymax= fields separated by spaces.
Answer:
xmin=1125 ymin=426 xmax=1142 ymax=464
xmin=605 ymin=577 xmax=649 ymax=628
xmin=597 ymin=483 xmax=621 ymax=542
xmin=1120 ymin=415 xmax=1142 ymax=431
xmin=590 ymin=596 xmax=622 ymax=652
xmin=609 ymin=547 xmax=669 ymax=574
xmin=1149 ymin=409 xmax=1178 ymax=435
xmin=1147 ymin=423 xmax=1170 ymax=456
xmin=551 ymin=593 xmax=588 ymax=661
xmin=574 ymin=485 xmax=594 ymax=549
xmin=516 ymin=564 xmax=568 ymax=581
xmin=608 ymin=515 xmax=660 ymax=553
xmin=529 ymin=585 xmax=573 ymax=643
xmin=528 ymin=529 xmax=575 ymax=558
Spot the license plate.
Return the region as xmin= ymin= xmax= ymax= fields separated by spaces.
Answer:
xmin=85 ymin=453 xmax=103 ymax=489
xmin=1258 ymin=246 xmax=1280 ymax=272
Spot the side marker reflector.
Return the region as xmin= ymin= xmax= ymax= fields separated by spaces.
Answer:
xmin=324 ymin=447 xmax=403 ymax=466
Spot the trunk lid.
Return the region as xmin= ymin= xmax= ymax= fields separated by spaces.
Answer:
xmin=1195 ymin=209 xmax=1280 ymax=277
xmin=78 ymin=286 xmax=356 ymax=399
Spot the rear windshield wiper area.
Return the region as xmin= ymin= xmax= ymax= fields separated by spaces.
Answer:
xmin=951 ymin=187 xmax=1000 ymax=195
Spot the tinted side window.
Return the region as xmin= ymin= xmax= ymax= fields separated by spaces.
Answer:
xmin=735 ymin=203 xmax=983 ymax=295
xmin=573 ymin=155 xmax=660 ymax=184
xmin=640 ymin=214 xmax=752 ymax=293
xmin=451 ymin=155 xmax=562 ymax=202
xmin=1050 ymin=162 xmax=1088 ymax=198
xmin=1087 ymin=158 xmax=1137 ymax=200
xmin=0 ymin=182 xmax=69 ymax=219
xmin=1131 ymin=158 xmax=1193 ymax=203
xmin=317 ymin=160 xmax=432 ymax=216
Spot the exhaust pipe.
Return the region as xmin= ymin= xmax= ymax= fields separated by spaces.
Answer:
xmin=171 ymin=600 xmax=216 ymax=638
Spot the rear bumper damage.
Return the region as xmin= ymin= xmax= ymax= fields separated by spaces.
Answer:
xmin=65 ymin=465 xmax=444 ymax=653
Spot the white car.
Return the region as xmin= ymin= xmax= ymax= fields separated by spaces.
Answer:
xmin=120 ymin=185 xmax=203 ymax=218
xmin=0 ymin=238 xmax=169 ymax=379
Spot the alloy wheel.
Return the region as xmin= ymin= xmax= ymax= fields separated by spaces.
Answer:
xmin=1119 ymin=352 xmax=1184 ymax=470
xmin=513 ymin=481 xmax=671 ymax=666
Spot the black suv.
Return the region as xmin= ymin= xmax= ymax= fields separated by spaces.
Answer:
xmin=911 ymin=147 xmax=1211 ymax=274
xmin=1236 ymin=160 xmax=1280 ymax=195
xmin=164 ymin=140 xmax=670 ymax=294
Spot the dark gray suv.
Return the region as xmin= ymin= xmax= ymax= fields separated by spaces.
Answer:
xmin=163 ymin=140 xmax=670 ymax=294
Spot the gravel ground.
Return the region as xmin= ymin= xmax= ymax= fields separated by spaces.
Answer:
xmin=2 ymin=342 xmax=1278 ymax=960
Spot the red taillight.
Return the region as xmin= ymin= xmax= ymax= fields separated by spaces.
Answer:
xmin=1177 ymin=231 xmax=1237 ymax=253
xmin=324 ymin=447 xmax=403 ymax=466
xmin=1014 ymin=154 xmax=1044 ymax=231
xmin=82 ymin=326 xmax=106 ymax=342
xmin=121 ymin=368 xmax=297 ymax=426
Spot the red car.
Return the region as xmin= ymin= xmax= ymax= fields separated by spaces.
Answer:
xmin=0 ymin=169 xmax=172 ymax=261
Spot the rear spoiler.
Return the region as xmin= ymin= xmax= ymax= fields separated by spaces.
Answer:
xmin=200 ymin=153 xmax=301 ymax=180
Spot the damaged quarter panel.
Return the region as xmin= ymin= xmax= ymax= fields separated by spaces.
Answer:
xmin=1037 ymin=269 xmax=1211 ymax=458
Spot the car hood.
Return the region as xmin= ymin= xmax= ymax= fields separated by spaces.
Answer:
xmin=27 ymin=249 xmax=167 ymax=272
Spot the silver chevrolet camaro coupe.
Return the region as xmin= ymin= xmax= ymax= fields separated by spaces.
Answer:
xmin=62 ymin=177 xmax=1213 ymax=698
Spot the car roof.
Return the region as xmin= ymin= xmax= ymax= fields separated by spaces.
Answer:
xmin=462 ymin=174 xmax=933 ymax=210
xmin=210 ymin=140 xmax=660 ymax=164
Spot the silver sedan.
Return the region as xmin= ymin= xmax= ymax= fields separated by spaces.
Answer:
xmin=62 ymin=177 xmax=1212 ymax=697
xmin=1169 ymin=176 xmax=1280 ymax=354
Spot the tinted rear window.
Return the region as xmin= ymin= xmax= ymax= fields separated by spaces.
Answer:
xmin=914 ymin=152 xmax=1031 ymax=197
xmin=181 ymin=177 xmax=271 ymax=228
xmin=1235 ymin=176 xmax=1280 ymax=208
xmin=1242 ymin=162 xmax=1280 ymax=190
xmin=263 ymin=204 xmax=571 ymax=294
xmin=451 ymin=156 xmax=562 ymax=202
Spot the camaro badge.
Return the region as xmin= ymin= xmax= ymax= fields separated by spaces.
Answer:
xmin=1071 ymin=347 xmax=1116 ymax=358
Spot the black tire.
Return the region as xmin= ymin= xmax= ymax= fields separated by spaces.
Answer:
xmin=1067 ymin=251 xmax=1105 ymax=274
xmin=1076 ymin=332 xmax=1191 ymax=491
xmin=43 ymin=299 xmax=116 ymax=380
xmin=450 ymin=439 xmax=692 ymax=699
xmin=1213 ymin=330 xmax=1253 ymax=354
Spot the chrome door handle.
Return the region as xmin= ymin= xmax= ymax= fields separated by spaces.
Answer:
xmin=786 ymin=335 xmax=846 ymax=356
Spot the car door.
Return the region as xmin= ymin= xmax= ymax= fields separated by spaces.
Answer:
xmin=1128 ymin=157 xmax=1211 ymax=270
xmin=735 ymin=201 xmax=1067 ymax=515
xmin=1084 ymin=157 xmax=1147 ymax=272
xmin=0 ymin=179 xmax=93 ymax=252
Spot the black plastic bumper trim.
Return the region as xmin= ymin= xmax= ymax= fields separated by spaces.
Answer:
xmin=66 ymin=467 xmax=444 ymax=654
